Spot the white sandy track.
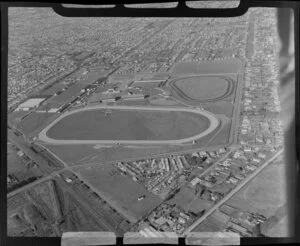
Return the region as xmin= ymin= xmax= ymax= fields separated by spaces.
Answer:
xmin=38 ymin=105 xmax=220 ymax=145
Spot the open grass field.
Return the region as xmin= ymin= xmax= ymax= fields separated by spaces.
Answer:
xmin=7 ymin=142 xmax=42 ymax=181
xmin=116 ymin=99 xmax=151 ymax=106
xmin=187 ymin=199 xmax=213 ymax=214
xmin=225 ymin=155 xmax=287 ymax=218
xmin=150 ymin=98 xmax=181 ymax=106
xmin=204 ymin=102 xmax=234 ymax=118
xmin=46 ymin=108 xmax=210 ymax=141
xmin=7 ymin=143 xmax=25 ymax=173
xmin=171 ymin=59 xmax=242 ymax=75
xmin=16 ymin=112 xmax=56 ymax=138
xmin=43 ymin=133 xmax=209 ymax=167
xmin=205 ymin=117 xmax=232 ymax=147
xmin=192 ymin=212 xmax=228 ymax=232
xmin=131 ymin=81 xmax=162 ymax=88
xmin=167 ymin=187 xmax=213 ymax=214
xmin=75 ymin=163 xmax=163 ymax=222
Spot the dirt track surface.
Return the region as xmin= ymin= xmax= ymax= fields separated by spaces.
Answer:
xmin=38 ymin=105 xmax=219 ymax=145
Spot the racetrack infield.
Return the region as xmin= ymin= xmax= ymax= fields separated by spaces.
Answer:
xmin=40 ymin=105 xmax=219 ymax=145
xmin=47 ymin=109 xmax=209 ymax=140
xmin=169 ymin=75 xmax=234 ymax=104
xmin=172 ymin=76 xmax=230 ymax=101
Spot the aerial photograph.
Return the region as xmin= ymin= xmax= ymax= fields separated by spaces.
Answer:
xmin=7 ymin=1 xmax=291 ymax=242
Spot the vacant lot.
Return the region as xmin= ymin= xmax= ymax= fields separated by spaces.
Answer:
xmin=131 ymin=81 xmax=162 ymax=89
xmin=204 ymin=102 xmax=234 ymax=118
xmin=76 ymin=164 xmax=162 ymax=222
xmin=46 ymin=108 xmax=210 ymax=141
xmin=7 ymin=181 xmax=59 ymax=237
xmin=7 ymin=179 xmax=114 ymax=237
xmin=171 ymin=59 xmax=242 ymax=75
xmin=192 ymin=218 xmax=226 ymax=232
xmin=8 ymin=111 xmax=30 ymax=125
xmin=7 ymin=143 xmax=24 ymax=173
xmin=193 ymin=211 xmax=229 ymax=232
xmin=205 ymin=117 xmax=232 ymax=147
xmin=225 ymin=157 xmax=287 ymax=218
xmin=173 ymin=76 xmax=229 ymax=101
xmin=167 ymin=187 xmax=213 ymax=214
xmin=244 ymin=164 xmax=286 ymax=209
xmin=7 ymin=142 xmax=42 ymax=182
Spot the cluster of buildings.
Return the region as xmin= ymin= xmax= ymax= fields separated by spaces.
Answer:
xmin=8 ymin=54 xmax=76 ymax=110
xmin=220 ymin=204 xmax=267 ymax=236
xmin=15 ymin=97 xmax=47 ymax=112
xmin=147 ymin=203 xmax=194 ymax=234
xmin=88 ymin=78 xmax=167 ymax=104
xmin=8 ymin=12 xmax=151 ymax=110
xmin=239 ymin=8 xmax=284 ymax=152
xmin=9 ymin=9 xmax=251 ymax=112
xmin=183 ymin=148 xmax=227 ymax=171
xmin=116 ymin=14 xmax=250 ymax=74
xmin=178 ymin=17 xmax=248 ymax=63
xmin=114 ymin=148 xmax=228 ymax=198
xmin=89 ymin=87 xmax=145 ymax=104
xmin=114 ymin=155 xmax=189 ymax=198
xmin=29 ymin=72 xmax=106 ymax=114
xmin=189 ymin=147 xmax=271 ymax=205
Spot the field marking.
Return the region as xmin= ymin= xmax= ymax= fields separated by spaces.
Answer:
xmin=37 ymin=105 xmax=220 ymax=145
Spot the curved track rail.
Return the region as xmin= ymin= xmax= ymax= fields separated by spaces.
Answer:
xmin=38 ymin=105 xmax=220 ymax=145
xmin=169 ymin=75 xmax=234 ymax=104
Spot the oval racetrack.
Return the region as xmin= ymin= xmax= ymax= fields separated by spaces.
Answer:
xmin=38 ymin=105 xmax=220 ymax=145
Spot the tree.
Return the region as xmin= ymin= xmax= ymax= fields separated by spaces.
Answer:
xmin=191 ymin=156 xmax=198 ymax=166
